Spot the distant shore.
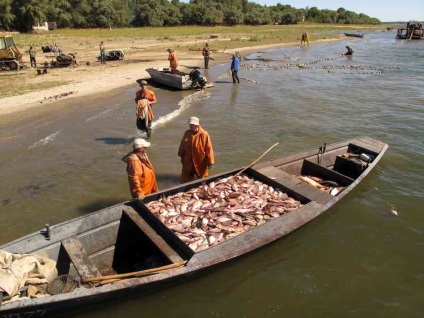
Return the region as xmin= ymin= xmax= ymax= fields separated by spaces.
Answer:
xmin=0 ymin=24 xmax=386 ymax=119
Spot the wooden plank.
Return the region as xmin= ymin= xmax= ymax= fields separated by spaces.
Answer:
xmin=356 ymin=137 xmax=386 ymax=153
xmin=303 ymin=160 xmax=354 ymax=185
xmin=62 ymin=236 xmax=102 ymax=279
xmin=290 ymin=183 xmax=334 ymax=205
xmin=256 ymin=166 xmax=333 ymax=205
xmin=257 ymin=166 xmax=301 ymax=188
xmin=350 ymin=140 xmax=382 ymax=155
xmin=123 ymin=207 xmax=184 ymax=264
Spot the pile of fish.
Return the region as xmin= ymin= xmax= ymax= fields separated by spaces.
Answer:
xmin=145 ymin=174 xmax=302 ymax=252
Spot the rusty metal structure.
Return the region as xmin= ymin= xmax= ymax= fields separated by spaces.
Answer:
xmin=396 ymin=21 xmax=424 ymax=39
xmin=0 ymin=33 xmax=23 ymax=70
xmin=50 ymin=53 xmax=77 ymax=68
xmin=97 ymin=49 xmax=124 ymax=62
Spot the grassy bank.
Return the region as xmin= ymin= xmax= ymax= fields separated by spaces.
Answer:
xmin=14 ymin=23 xmax=386 ymax=50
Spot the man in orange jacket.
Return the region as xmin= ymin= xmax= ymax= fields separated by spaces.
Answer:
xmin=122 ymin=138 xmax=158 ymax=199
xmin=135 ymin=80 xmax=157 ymax=139
xmin=178 ymin=116 xmax=215 ymax=183
xmin=167 ymin=48 xmax=178 ymax=73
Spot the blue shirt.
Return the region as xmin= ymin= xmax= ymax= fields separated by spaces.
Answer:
xmin=231 ymin=57 xmax=239 ymax=71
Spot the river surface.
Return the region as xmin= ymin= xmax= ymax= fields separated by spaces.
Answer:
xmin=0 ymin=29 xmax=423 ymax=317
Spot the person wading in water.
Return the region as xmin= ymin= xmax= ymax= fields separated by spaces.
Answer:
xmin=135 ymin=80 xmax=157 ymax=140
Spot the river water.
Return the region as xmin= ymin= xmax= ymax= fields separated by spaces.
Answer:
xmin=0 ymin=29 xmax=423 ymax=317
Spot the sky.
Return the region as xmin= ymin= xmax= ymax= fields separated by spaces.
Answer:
xmin=250 ymin=0 xmax=422 ymax=22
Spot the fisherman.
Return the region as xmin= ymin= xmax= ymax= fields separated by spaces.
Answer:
xmin=230 ymin=54 xmax=240 ymax=84
xmin=52 ymin=43 xmax=58 ymax=54
xmin=343 ymin=46 xmax=353 ymax=56
xmin=178 ymin=116 xmax=215 ymax=184
xmin=28 ymin=46 xmax=36 ymax=67
xmin=135 ymin=80 xmax=157 ymax=140
xmin=167 ymin=48 xmax=178 ymax=73
xmin=99 ymin=41 xmax=106 ymax=64
xmin=202 ymin=43 xmax=210 ymax=69
xmin=300 ymin=33 xmax=310 ymax=46
xmin=122 ymin=138 xmax=158 ymax=199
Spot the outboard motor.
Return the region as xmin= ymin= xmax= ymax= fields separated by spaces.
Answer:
xmin=189 ymin=69 xmax=207 ymax=88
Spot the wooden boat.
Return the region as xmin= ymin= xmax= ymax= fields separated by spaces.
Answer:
xmin=0 ymin=136 xmax=388 ymax=317
xmin=210 ymin=34 xmax=220 ymax=38
xmin=145 ymin=67 xmax=208 ymax=90
xmin=344 ymin=32 xmax=364 ymax=38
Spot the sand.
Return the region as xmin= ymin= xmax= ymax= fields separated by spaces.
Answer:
xmin=0 ymin=37 xmax=339 ymax=117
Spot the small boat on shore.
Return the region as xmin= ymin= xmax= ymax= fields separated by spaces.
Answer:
xmin=146 ymin=67 xmax=208 ymax=90
xmin=344 ymin=32 xmax=364 ymax=38
xmin=0 ymin=136 xmax=388 ymax=317
xmin=210 ymin=34 xmax=220 ymax=38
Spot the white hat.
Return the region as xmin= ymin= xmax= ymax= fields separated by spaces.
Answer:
xmin=188 ymin=116 xmax=200 ymax=125
xmin=133 ymin=138 xmax=151 ymax=149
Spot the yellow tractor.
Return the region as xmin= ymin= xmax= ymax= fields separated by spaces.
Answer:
xmin=0 ymin=33 xmax=23 ymax=70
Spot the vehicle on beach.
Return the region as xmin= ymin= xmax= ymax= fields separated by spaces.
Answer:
xmin=146 ymin=67 xmax=208 ymax=90
xmin=0 ymin=136 xmax=388 ymax=317
xmin=0 ymin=33 xmax=23 ymax=71
xmin=344 ymin=32 xmax=364 ymax=38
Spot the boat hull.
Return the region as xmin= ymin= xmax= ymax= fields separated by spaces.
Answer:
xmin=344 ymin=33 xmax=364 ymax=38
xmin=0 ymin=136 xmax=388 ymax=317
xmin=146 ymin=67 xmax=206 ymax=90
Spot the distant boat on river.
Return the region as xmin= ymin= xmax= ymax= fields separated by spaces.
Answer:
xmin=344 ymin=33 xmax=364 ymax=38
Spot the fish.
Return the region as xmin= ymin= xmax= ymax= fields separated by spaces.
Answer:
xmin=192 ymin=200 xmax=203 ymax=211
xmin=145 ymin=173 xmax=302 ymax=251
xmin=298 ymin=175 xmax=327 ymax=189
xmin=243 ymin=220 xmax=257 ymax=226
xmin=161 ymin=196 xmax=173 ymax=206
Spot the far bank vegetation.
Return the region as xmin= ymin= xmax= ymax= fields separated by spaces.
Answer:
xmin=0 ymin=0 xmax=381 ymax=32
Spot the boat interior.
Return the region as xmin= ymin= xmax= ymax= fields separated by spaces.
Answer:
xmin=3 ymin=139 xmax=383 ymax=300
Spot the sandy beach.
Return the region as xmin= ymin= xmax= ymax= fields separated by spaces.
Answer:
xmin=0 ymin=35 xmax=343 ymax=118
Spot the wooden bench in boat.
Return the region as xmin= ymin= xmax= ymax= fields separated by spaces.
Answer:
xmin=257 ymin=166 xmax=334 ymax=205
xmin=62 ymin=236 xmax=102 ymax=279
xmin=302 ymin=160 xmax=354 ymax=186
xmin=122 ymin=207 xmax=184 ymax=264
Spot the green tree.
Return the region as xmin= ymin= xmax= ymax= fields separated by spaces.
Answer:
xmin=244 ymin=8 xmax=263 ymax=25
xmin=12 ymin=0 xmax=47 ymax=31
xmin=43 ymin=0 xmax=73 ymax=28
xmin=223 ymin=6 xmax=243 ymax=26
xmin=0 ymin=0 xmax=15 ymax=30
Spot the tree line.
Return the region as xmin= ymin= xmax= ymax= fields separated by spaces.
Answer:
xmin=0 ymin=0 xmax=380 ymax=32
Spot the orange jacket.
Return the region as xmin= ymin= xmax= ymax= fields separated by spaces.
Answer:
xmin=122 ymin=151 xmax=158 ymax=198
xmin=168 ymin=51 xmax=178 ymax=69
xmin=135 ymin=89 xmax=157 ymax=121
xmin=178 ymin=126 xmax=214 ymax=178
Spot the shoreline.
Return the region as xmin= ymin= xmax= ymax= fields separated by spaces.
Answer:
xmin=0 ymin=37 xmax=342 ymax=119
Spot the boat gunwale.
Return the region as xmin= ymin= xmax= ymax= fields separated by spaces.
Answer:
xmin=0 ymin=136 xmax=389 ymax=313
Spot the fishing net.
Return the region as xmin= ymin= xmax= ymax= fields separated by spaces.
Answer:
xmin=47 ymin=275 xmax=78 ymax=295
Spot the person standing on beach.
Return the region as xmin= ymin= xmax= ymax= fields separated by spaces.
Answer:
xmin=135 ymin=80 xmax=157 ymax=140
xmin=178 ymin=116 xmax=215 ymax=184
xmin=230 ymin=54 xmax=240 ymax=84
xmin=167 ymin=48 xmax=178 ymax=73
xmin=202 ymin=43 xmax=211 ymax=69
xmin=122 ymin=138 xmax=158 ymax=199
xmin=28 ymin=46 xmax=36 ymax=67
xmin=99 ymin=41 xmax=106 ymax=64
